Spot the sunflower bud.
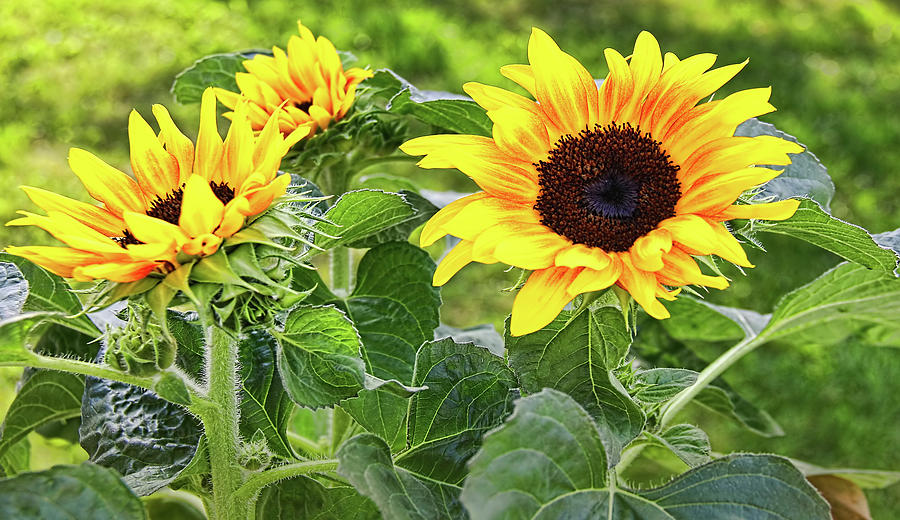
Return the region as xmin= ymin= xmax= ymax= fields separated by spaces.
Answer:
xmin=238 ymin=430 xmax=273 ymax=471
xmin=104 ymin=303 xmax=176 ymax=376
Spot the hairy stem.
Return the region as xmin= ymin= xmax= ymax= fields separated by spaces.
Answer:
xmin=2 ymin=354 xmax=155 ymax=390
xmin=233 ymin=459 xmax=339 ymax=505
xmin=197 ymin=317 xmax=247 ymax=520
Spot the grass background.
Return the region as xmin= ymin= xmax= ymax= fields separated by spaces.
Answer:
xmin=1 ymin=0 xmax=898 ymax=515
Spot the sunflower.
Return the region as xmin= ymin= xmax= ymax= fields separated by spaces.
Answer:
xmin=5 ymin=88 xmax=307 ymax=283
xmin=401 ymin=29 xmax=803 ymax=336
xmin=215 ymin=21 xmax=373 ymax=138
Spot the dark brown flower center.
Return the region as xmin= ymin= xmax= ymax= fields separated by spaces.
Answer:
xmin=114 ymin=181 xmax=235 ymax=247
xmin=534 ymin=122 xmax=681 ymax=253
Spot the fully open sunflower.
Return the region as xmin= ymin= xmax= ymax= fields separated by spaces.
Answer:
xmin=402 ymin=29 xmax=803 ymax=336
xmin=5 ymin=88 xmax=307 ymax=283
xmin=215 ymin=21 xmax=373 ymax=138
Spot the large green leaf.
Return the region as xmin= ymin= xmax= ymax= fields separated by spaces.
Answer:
xmin=0 ymin=438 xmax=29 ymax=477
xmin=315 ymin=190 xmax=415 ymax=250
xmin=255 ymin=475 xmax=378 ymax=520
xmin=171 ymin=51 xmax=262 ymax=104
xmin=0 ymin=463 xmax=147 ymax=519
xmin=275 ymin=305 xmax=365 ymax=409
xmin=0 ymin=254 xmax=96 ymax=336
xmin=661 ymin=297 xmax=769 ymax=342
xmin=345 ymin=190 xmax=439 ymax=249
xmin=756 ymin=199 xmax=899 ymax=272
xmin=0 ymin=370 xmax=83 ymax=459
xmin=339 ymin=388 xmax=409 ymax=452
xmin=434 ymin=323 xmax=504 ymax=357
xmin=735 ymin=118 xmax=834 ymax=209
xmin=461 ymin=389 xmax=829 ymax=520
xmin=337 ymin=434 xmax=467 ymax=520
xmin=169 ymin=312 xmax=296 ymax=458
xmin=762 ymin=261 xmax=900 ymax=342
xmin=505 ymin=304 xmax=644 ymax=464
xmin=395 ymin=339 xmax=517 ymax=485
xmin=79 ymin=371 xmax=202 ymax=495
xmin=641 ymin=424 xmax=711 ymax=467
xmin=342 ymin=242 xmax=440 ymax=382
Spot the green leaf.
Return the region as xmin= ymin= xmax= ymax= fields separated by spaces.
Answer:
xmin=632 ymin=368 xmax=698 ymax=403
xmin=505 ymin=305 xmax=644 ymax=464
xmin=144 ymin=495 xmax=206 ymax=520
xmin=756 ymin=199 xmax=899 ymax=272
xmin=0 ymin=438 xmax=29 ymax=477
xmin=462 ymin=389 xmax=829 ymax=520
xmin=315 ymin=190 xmax=416 ymax=250
xmin=171 ymin=51 xmax=262 ymax=104
xmin=0 ymin=255 xmax=96 ymax=336
xmin=694 ymin=385 xmax=784 ymax=437
xmin=0 ymin=463 xmax=147 ymax=519
xmin=337 ymin=434 xmax=467 ymax=520
xmin=396 ymin=339 xmax=517 ymax=485
xmin=762 ymin=262 xmax=900 ymax=342
xmin=735 ymin=118 xmax=835 ymax=209
xmin=342 ymin=242 xmax=440 ymax=382
xmin=661 ymin=297 xmax=768 ymax=342
xmin=339 ymin=389 xmax=409 ymax=451
xmin=346 ymin=190 xmax=439 ymax=249
xmin=80 ymin=372 xmax=202 ymax=495
xmin=170 ymin=312 xmax=297 ymax=458
xmin=370 ymin=69 xmax=492 ymax=136
xmin=643 ymin=424 xmax=711 ymax=467
xmin=275 ymin=305 xmax=365 ymax=409
xmin=0 ymin=370 xmax=83 ymax=460
xmin=255 ymin=476 xmax=378 ymax=520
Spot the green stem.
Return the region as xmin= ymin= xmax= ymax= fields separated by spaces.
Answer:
xmin=616 ymin=333 xmax=768 ymax=474
xmin=232 ymin=459 xmax=338 ymax=505
xmin=2 ymin=354 xmax=155 ymax=390
xmin=329 ymin=247 xmax=352 ymax=296
xmin=197 ymin=317 xmax=247 ymax=520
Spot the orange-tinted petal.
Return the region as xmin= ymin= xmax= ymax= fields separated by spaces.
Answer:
xmin=510 ymin=266 xmax=582 ymax=336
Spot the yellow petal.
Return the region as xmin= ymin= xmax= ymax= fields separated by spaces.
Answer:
xmin=716 ymin=199 xmax=800 ymax=221
xmin=68 ymin=148 xmax=144 ymax=215
xmin=629 ymin=229 xmax=673 ymax=272
xmin=567 ymin=257 xmax=623 ymax=296
xmin=182 ymin=233 xmax=222 ymax=257
xmin=74 ymin=261 xmax=160 ymax=283
xmin=8 ymin=211 xmax=124 ymax=254
xmin=677 ymin=167 xmax=783 ymax=216
xmin=617 ymin=254 xmax=669 ymax=319
xmin=197 ymin=88 xmax=225 ymax=182
xmin=443 ymin=194 xmax=540 ymax=242
xmin=528 ymin=27 xmax=598 ymax=132
xmin=432 ymin=240 xmax=493 ymax=286
xmin=123 ymin=211 xmax=187 ymax=247
xmin=217 ymin=197 xmax=251 ymax=237
xmin=620 ymin=31 xmax=662 ymax=122
xmin=554 ymin=244 xmax=612 ymax=271
xmin=464 ymin=82 xmax=536 ymax=113
xmin=510 ymin=266 xmax=581 ymax=336
xmin=128 ymin=110 xmax=179 ymax=198
xmin=179 ymin=174 xmax=225 ymax=237
xmin=242 ymin=173 xmax=290 ymax=216
xmin=659 ymin=247 xmax=729 ymax=290
xmin=4 ymin=246 xmax=105 ymax=279
xmin=499 ymin=64 xmax=537 ymax=98
xmin=152 ymin=104 xmax=195 ymax=184
xmin=223 ymin=102 xmax=256 ymax=189
xmin=488 ymin=106 xmax=551 ymax=163
xmin=599 ymin=47 xmax=634 ymax=124
xmin=477 ymin=223 xmax=570 ymax=270
xmin=21 ymin=186 xmax=125 ymax=236
xmin=661 ymin=215 xmax=753 ymax=267
xmin=419 ymin=193 xmax=489 ymax=246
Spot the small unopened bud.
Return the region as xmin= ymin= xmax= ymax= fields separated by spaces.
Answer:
xmin=104 ymin=304 xmax=176 ymax=376
xmin=238 ymin=430 xmax=273 ymax=471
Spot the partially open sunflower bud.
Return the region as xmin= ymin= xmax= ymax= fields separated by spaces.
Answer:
xmin=104 ymin=303 xmax=175 ymax=376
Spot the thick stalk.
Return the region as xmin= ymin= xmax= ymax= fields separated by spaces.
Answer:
xmin=199 ymin=319 xmax=247 ymax=520
xmin=2 ymin=354 xmax=156 ymax=390
xmin=329 ymin=247 xmax=352 ymax=297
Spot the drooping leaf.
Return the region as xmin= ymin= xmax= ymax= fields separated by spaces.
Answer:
xmin=694 ymin=384 xmax=785 ymax=437
xmin=0 ymin=254 xmax=96 ymax=336
xmin=735 ymin=118 xmax=835 ymax=210
xmin=0 ymin=261 xmax=27 ymax=319
xmin=756 ymin=199 xmax=899 ymax=272
xmin=661 ymin=297 xmax=769 ymax=342
xmin=80 ymin=373 xmax=202 ymax=496
xmin=0 ymin=370 xmax=83 ymax=459
xmin=396 ymin=339 xmax=517 ymax=485
xmin=0 ymin=463 xmax=147 ymax=519
xmin=255 ymin=475 xmax=378 ymax=520
xmin=461 ymin=389 xmax=829 ymax=520
xmin=345 ymin=190 xmax=439 ymax=249
xmin=791 ymin=458 xmax=900 ymax=490
xmin=643 ymin=424 xmax=711 ymax=467
xmin=275 ymin=305 xmax=365 ymax=409
xmin=315 ymin=190 xmax=415 ymax=250
xmin=505 ymin=304 xmax=644 ymax=464
xmin=337 ymin=434 xmax=467 ymax=520
xmin=368 ymin=69 xmax=492 ymax=136
xmin=172 ymin=51 xmax=264 ymax=104
xmin=434 ymin=323 xmax=504 ymax=357
xmin=806 ymin=475 xmax=872 ymax=520
xmin=762 ymin=262 xmax=900 ymax=342
xmin=632 ymin=368 xmax=698 ymax=403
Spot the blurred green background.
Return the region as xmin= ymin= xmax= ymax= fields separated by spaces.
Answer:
xmin=1 ymin=0 xmax=898 ymax=515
